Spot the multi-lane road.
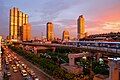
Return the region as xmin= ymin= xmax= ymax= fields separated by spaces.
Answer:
xmin=2 ymin=46 xmax=54 ymax=80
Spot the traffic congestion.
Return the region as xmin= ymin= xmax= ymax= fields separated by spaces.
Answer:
xmin=2 ymin=46 xmax=39 ymax=80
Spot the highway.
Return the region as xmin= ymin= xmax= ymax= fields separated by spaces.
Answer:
xmin=2 ymin=46 xmax=54 ymax=80
xmin=2 ymin=52 xmax=24 ymax=80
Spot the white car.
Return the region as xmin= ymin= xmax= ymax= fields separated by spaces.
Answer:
xmin=7 ymin=71 xmax=11 ymax=76
xmin=30 ymin=70 xmax=35 ymax=76
xmin=12 ymin=66 xmax=18 ymax=72
xmin=33 ymin=76 xmax=39 ymax=80
xmin=21 ymin=70 xmax=27 ymax=76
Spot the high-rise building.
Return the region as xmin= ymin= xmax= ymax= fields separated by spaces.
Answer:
xmin=9 ymin=7 xmax=19 ymax=40
xmin=9 ymin=7 xmax=29 ymax=41
xmin=21 ymin=24 xmax=31 ymax=41
xmin=62 ymin=30 xmax=70 ymax=41
xmin=46 ymin=22 xmax=54 ymax=41
xmin=77 ymin=15 xmax=85 ymax=39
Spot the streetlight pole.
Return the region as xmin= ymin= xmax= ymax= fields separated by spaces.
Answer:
xmin=0 ymin=36 xmax=3 ymax=80
xmin=0 ymin=36 xmax=2 ymax=70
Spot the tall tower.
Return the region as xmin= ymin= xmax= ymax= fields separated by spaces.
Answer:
xmin=62 ymin=30 xmax=70 ymax=41
xmin=9 ymin=7 xmax=19 ymax=40
xmin=9 ymin=7 xmax=29 ymax=41
xmin=46 ymin=22 xmax=54 ymax=41
xmin=77 ymin=15 xmax=85 ymax=39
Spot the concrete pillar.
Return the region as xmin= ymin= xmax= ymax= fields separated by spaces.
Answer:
xmin=96 ymin=53 xmax=101 ymax=62
xmin=108 ymin=60 xmax=119 ymax=80
xmin=25 ymin=45 xmax=29 ymax=50
xmin=33 ymin=47 xmax=37 ymax=54
xmin=69 ymin=57 xmax=75 ymax=66
xmin=52 ymin=47 xmax=56 ymax=52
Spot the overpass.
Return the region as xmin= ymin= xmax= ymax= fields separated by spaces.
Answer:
xmin=13 ymin=42 xmax=120 ymax=56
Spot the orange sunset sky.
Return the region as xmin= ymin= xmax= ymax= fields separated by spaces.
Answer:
xmin=0 ymin=0 xmax=120 ymax=38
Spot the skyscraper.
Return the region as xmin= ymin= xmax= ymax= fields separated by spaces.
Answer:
xmin=9 ymin=7 xmax=29 ymax=41
xmin=46 ymin=22 xmax=54 ymax=41
xmin=77 ymin=15 xmax=85 ymax=39
xmin=9 ymin=7 xmax=19 ymax=40
xmin=62 ymin=30 xmax=70 ymax=41
xmin=21 ymin=24 xmax=31 ymax=41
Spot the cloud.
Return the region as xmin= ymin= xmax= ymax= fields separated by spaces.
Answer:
xmin=102 ymin=22 xmax=120 ymax=30
xmin=30 ymin=20 xmax=46 ymax=26
xmin=0 ymin=0 xmax=120 ymax=39
xmin=86 ymin=21 xmax=120 ymax=35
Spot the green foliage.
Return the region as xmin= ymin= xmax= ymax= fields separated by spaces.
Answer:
xmin=8 ymin=45 xmax=75 ymax=80
xmin=55 ymin=47 xmax=72 ymax=53
xmin=47 ymin=51 xmax=69 ymax=63
xmin=92 ymin=61 xmax=109 ymax=75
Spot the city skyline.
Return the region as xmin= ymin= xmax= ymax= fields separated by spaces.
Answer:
xmin=0 ymin=0 xmax=120 ymax=39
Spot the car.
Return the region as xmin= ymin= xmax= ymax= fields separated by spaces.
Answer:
xmin=29 ymin=70 xmax=35 ymax=76
xmin=23 ymin=64 xmax=27 ymax=69
xmin=18 ymin=61 xmax=21 ymax=63
xmin=9 ymin=59 xmax=12 ymax=62
xmin=33 ymin=76 xmax=39 ymax=80
xmin=16 ymin=58 xmax=19 ymax=61
xmin=14 ymin=56 xmax=17 ymax=59
xmin=12 ymin=66 xmax=18 ymax=72
xmin=11 ymin=65 xmax=15 ymax=67
xmin=22 ymin=63 xmax=25 ymax=66
xmin=21 ymin=70 xmax=27 ymax=77
xmin=16 ymin=63 xmax=20 ymax=67
xmin=6 ymin=61 xmax=9 ymax=65
xmin=6 ymin=71 xmax=11 ymax=76
xmin=24 ymin=76 xmax=33 ymax=80
xmin=13 ymin=69 xmax=18 ymax=72
xmin=26 ymin=68 xmax=30 ymax=72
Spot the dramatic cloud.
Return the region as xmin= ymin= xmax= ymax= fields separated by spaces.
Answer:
xmin=0 ymin=0 xmax=120 ymax=39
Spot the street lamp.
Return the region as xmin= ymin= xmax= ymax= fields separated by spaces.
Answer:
xmin=0 ymin=36 xmax=3 ymax=80
xmin=0 ymin=36 xmax=2 ymax=71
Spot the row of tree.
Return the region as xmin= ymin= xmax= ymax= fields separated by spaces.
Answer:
xmin=8 ymin=45 xmax=77 ymax=80
xmin=8 ymin=45 xmax=109 ymax=79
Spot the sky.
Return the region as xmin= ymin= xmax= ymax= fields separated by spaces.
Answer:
xmin=0 ymin=0 xmax=120 ymax=39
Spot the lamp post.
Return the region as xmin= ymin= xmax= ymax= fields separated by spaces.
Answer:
xmin=0 ymin=36 xmax=2 ymax=71
xmin=0 ymin=36 xmax=2 ymax=80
